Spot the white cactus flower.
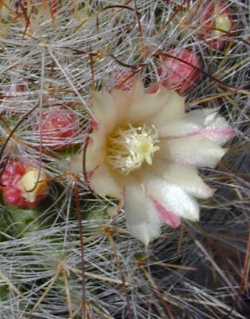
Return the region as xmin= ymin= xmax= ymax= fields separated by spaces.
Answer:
xmin=76 ymin=80 xmax=235 ymax=245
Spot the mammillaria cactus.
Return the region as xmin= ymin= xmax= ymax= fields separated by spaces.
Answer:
xmin=0 ymin=1 xmax=249 ymax=319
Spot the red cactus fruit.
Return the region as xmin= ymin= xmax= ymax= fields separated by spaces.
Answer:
xmin=0 ymin=161 xmax=48 ymax=208
xmin=157 ymin=48 xmax=202 ymax=94
xmin=37 ymin=106 xmax=79 ymax=150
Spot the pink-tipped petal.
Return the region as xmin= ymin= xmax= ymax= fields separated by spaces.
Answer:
xmin=199 ymin=127 xmax=235 ymax=144
xmin=159 ymin=119 xmax=200 ymax=138
xmin=152 ymin=198 xmax=181 ymax=229
xmin=154 ymin=162 xmax=214 ymax=199
xmin=145 ymin=174 xmax=200 ymax=222
xmin=161 ymin=136 xmax=226 ymax=168
xmin=185 ymin=108 xmax=235 ymax=145
xmin=159 ymin=108 xmax=235 ymax=146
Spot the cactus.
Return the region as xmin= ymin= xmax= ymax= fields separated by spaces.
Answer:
xmin=0 ymin=1 xmax=249 ymax=318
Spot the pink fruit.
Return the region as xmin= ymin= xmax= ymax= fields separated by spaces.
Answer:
xmin=3 ymin=186 xmax=30 ymax=208
xmin=0 ymin=161 xmax=48 ymax=209
xmin=157 ymin=48 xmax=202 ymax=94
xmin=37 ymin=106 xmax=79 ymax=150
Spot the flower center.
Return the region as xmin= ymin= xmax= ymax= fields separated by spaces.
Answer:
xmin=106 ymin=124 xmax=160 ymax=175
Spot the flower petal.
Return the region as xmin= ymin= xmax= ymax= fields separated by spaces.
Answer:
xmin=159 ymin=108 xmax=235 ymax=145
xmin=127 ymin=81 xmax=184 ymax=122
xmin=159 ymin=119 xmax=200 ymax=137
xmin=89 ymin=165 xmax=123 ymax=200
xmin=110 ymin=89 xmax=131 ymax=122
xmin=92 ymin=91 xmax=118 ymax=130
xmin=69 ymin=129 xmax=106 ymax=175
xmin=124 ymin=182 xmax=161 ymax=245
xmin=149 ymin=90 xmax=185 ymax=127
xmin=152 ymin=198 xmax=181 ymax=228
xmin=185 ymin=108 xmax=235 ymax=145
xmin=85 ymin=126 xmax=107 ymax=171
xmin=160 ymin=136 xmax=226 ymax=168
xmin=154 ymin=162 xmax=214 ymax=199
xmin=145 ymin=175 xmax=199 ymax=221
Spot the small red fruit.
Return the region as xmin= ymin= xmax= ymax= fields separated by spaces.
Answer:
xmin=36 ymin=106 xmax=79 ymax=150
xmin=0 ymin=161 xmax=48 ymax=209
xmin=157 ymin=48 xmax=202 ymax=94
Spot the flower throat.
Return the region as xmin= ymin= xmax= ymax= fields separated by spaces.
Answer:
xmin=106 ymin=124 xmax=160 ymax=175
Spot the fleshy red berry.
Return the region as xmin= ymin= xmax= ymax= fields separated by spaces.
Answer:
xmin=157 ymin=48 xmax=202 ymax=94
xmin=36 ymin=106 xmax=79 ymax=150
xmin=0 ymin=161 xmax=26 ymax=187
xmin=3 ymin=186 xmax=29 ymax=208
xmin=0 ymin=161 xmax=48 ymax=209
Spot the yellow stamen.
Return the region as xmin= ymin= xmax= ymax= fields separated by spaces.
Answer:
xmin=106 ymin=124 xmax=160 ymax=175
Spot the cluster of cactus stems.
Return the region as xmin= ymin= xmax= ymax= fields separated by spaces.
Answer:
xmin=0 ymin=0 xmax=249 ymax=318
